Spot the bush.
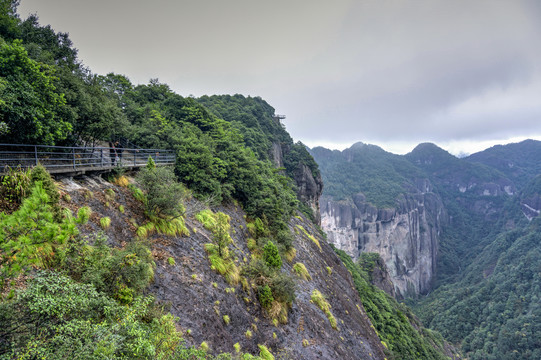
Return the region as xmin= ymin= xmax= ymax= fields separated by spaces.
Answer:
xmin=263 ymin=240 xmax=282 ymax=269
xmin=258 ymin=285 xmax=274 ymax=309
xmin=136 ymin=165 xmax=185 ymax=218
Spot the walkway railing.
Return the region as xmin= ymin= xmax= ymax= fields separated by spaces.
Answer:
xmin=0 ymin=143 xmax=176 ymax=175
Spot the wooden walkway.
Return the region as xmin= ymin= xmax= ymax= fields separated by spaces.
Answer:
xmin=0 ymin=143 xmax=175 ymax=176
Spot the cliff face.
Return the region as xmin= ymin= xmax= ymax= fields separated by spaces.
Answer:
xmin=321 ymin=187 xmax=447 ymax=297
xmin=293 ymin=162 xmax=324 ymax=224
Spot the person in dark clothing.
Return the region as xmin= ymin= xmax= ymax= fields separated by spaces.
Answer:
xmin=109 ymin=141 xmax=117 ymax=165
xmin=115 ymin=141 xmax=123 ymax=165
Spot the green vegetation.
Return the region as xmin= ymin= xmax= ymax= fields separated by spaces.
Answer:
xmin=310 ymin=143 xmax=423 ymax=207
xmin=262 ymin=240 xmax=282 ymax=269
xmin=311 ymin=289 xmax=337 ymax=330
xmin=335 ymin=248 xmax=453 ymax=360
xmin=292 ymin=262 xmax=311 ymax=281
xmin=415 ymin=219 xmax=541 ymax=360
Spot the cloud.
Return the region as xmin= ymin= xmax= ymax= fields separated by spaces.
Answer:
xmin=17 ymin=0 xmax=541 ymax=153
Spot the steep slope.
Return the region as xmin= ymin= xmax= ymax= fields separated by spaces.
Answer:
xmin=58 ymin=175 xmax=387 ymax=360
xmin=311 ymin=143 xmax=446 ymax=297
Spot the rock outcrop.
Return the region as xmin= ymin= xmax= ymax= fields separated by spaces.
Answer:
xmin=321 ymin=188 xmax=447 ymax=298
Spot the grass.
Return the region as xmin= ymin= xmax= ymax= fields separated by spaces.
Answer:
xmin=200 ymin=341 xmax=209 ymax=352
xmin=223 ymin=315 xmax=230 ymax=325
xmin=245 ymin=330 xmax=252 ymax=339
xmin=234 ymin=343 xmax=241 ymax=353
xmin=105 ymin=188 xmax=115 ymax=201
xmin=326 ymin=266 xmax=333 ymax=275
xmin=100 ymin=217 xmax=111 ymax=230
xmin=114 ymin=175 xmax=129 ymax=187
xmin=293 ymin=262 xmax=312 ymax=281
xmin=296 ymin=225 xmax=322 ymax=251
xmin=195 ymin=209 xmax=217 ymax=230
xmin=136 ymin=217 xmax=189 ymax=239
xmin=76 ymin=206 xmax=91 ymax=224
xmin=311 ymin=289 xmax=338 ymax=330
xmin=285 ymin=247 xmax=297 ymax=262
xmin=302 ymin=339 xmax=310 ymax=347
xmin=118 ymin=205 xmax=125 ymax=213
xmin=167 ymin=257 xmax=175 ymax=266
xmin=258 ymin=345 xmax=274 ymax=360
xmin=204 ymin=243 xmax=240 ymax=286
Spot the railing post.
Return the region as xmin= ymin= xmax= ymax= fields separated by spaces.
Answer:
xmin=101 ymin=149 xmax=103 ymax=167
xmin=72 ymin=148 xmax=76 ymax=170
xmin=34 ymin=145 xmax=38 ymax=166
xmin=134 ymin=150 xmax=136 ymax=167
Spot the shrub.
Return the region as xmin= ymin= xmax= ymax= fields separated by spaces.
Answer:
xmin=263 ymin=240 xmax=282 ymax=269
xmin=30 ymin=164 xmax=61 ymax=220
xmin=118 ymin=204 xmax=125 ymax=213
xmin=167 ymin=257 xmax=176 ymax=266
xmin=223 ymin=315 xmax=230 ymax=325
xmin=0 ymin=166 xmax=31 ymax=207
xmin=136 ymin=165 xmax=185 ymax=218
xmin=0 ymin=183 xmax=79 ymax=279
xmin=258 ymin=285 xmax=274 ymax=309
xmin=200 ymin=341 xmax=209 ymax=352
xmin=234 ymin=342 xmax=241 ymax=353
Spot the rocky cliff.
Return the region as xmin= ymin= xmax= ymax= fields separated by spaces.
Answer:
xmin=320 ymin=187 xmax=447 ymax=297
xmin=59 ymin=175 xmax=386 ymax=360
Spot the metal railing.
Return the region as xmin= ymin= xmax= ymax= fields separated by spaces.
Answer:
xmin=0 ymin=143 xmax=176 ymax=175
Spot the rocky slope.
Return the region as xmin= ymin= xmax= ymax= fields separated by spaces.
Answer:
xmin=58 ymin=174 xmax=386 ymax=360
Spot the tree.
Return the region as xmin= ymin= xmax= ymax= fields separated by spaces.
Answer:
xmin=263 ymin=240 xmax=282 ymax=269
xmin=0 ymin=40 xmax=71 ymax=145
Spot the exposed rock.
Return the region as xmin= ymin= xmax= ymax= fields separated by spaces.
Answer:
xmin=61 ymin=175 xmax=386 ymax=360
xmin=270 ymin=141 xmax=283 ymax=168
xmin=293 ymin=163 xmax=324 ymax=224
xmin=321 ymin=190 xmax=448 ymax=298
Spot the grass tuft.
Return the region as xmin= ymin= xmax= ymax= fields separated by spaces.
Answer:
xmin=293 ymin=262 xmax=312 ymax=281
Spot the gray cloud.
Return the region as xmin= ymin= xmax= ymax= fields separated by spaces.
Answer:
xmin=17 ymin=0 xmax=541 ymax=153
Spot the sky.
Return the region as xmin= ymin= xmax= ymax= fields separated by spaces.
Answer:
xmin=16 ymin=0 xmax=541 ymax=156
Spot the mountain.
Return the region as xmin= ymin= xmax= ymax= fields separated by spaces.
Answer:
xmin=312 ymin=139 xmax=541 ymax=358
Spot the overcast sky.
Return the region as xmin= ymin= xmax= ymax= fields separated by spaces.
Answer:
xmin=17 ymin=0 xmax=541 ymax=155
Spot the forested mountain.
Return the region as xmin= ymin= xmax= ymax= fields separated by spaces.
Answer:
xmin=313 ymin=139 xmax=541 ymax=358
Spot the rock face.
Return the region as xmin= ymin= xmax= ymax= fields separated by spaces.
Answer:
xmin=293 ymin=163 xmax=324 ymax=224
xmin=61 ymin=175 xmax=386 ymax=360
xmin=321 ymin=189 xmax=447 ymax=298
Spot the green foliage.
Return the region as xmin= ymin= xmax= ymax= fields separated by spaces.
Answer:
xmin=415 ymin=220 xmax=541 ymax=360
xmin=167 ymin=257 xmax=176 ymax=266
xmin=311 ymin=289 xmax=337 ymax=330
xmin=62 ymin=233 xmax=155 ymax=303
xmin=222 ymin=315 xmax=230 ymax=325
xmin=0 ymin=166 xmax=31 ymax=208
xmin=262 ymin=240 xmax=282 ymax=269
xmin=0 ymin=182 xmax=78 ymax=280
xmin=0 ymin=271 xmax=194 ymax=359
xmin=100 ymin=216 xmax=111 ymax=230
xmin=136 ymin=165 xmax=185 ymax=219
xmin=311 ymin=143 xmax=423 ymax=207
xmin=292 ymin=262 xmax=311 ymax=281
xmin=257 ymin=345 xmax=274 ymax=360
xmin=335 ymin=248 xmax=451 ymax=360
xmin=258 ymin=285 xmax=274 ymax=309
xmin=0 ymin=39 xmax=71 ymax=145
